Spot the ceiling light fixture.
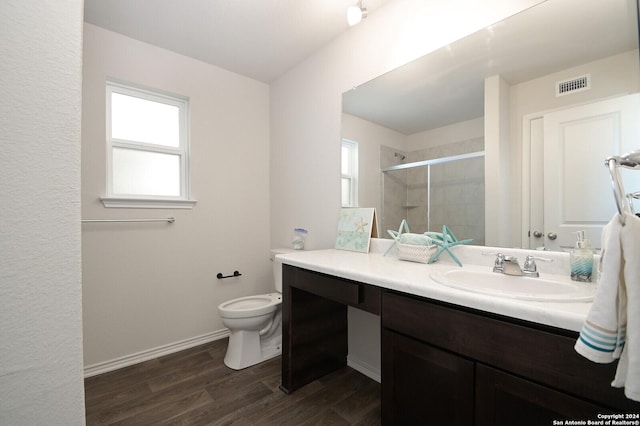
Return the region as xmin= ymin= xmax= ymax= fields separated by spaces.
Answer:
xmin=347 ymin=1 xmax=367 ymax=26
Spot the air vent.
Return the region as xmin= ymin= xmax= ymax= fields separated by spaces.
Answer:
xmin=556 ymin=74 xmax=591 ymax=97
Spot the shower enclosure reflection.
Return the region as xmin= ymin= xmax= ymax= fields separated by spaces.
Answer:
xmin=381 ymin=143 xmax=485 ymax=245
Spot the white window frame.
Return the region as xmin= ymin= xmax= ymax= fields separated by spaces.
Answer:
xmin=101 ymin=80 xmax=196 ymax=209
xmin=341 ymin=139 xmax=358 ymax=207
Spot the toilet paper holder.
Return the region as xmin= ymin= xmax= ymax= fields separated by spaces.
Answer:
xmin=217 ymin=271 xmax=242 ymax=279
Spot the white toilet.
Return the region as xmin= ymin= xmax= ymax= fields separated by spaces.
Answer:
xmin=217 ymin=248 xmax=292 ymax=370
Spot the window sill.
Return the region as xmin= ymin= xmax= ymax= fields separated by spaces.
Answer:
xmin=100 ymin=197 xmax=197 ymax=209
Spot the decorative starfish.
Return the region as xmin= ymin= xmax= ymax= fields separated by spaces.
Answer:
xmin=427 ymin=225 xmax=474 ymax=266
xmin=384 ymin=219 xmax=410 ymax=256
xmin=354 ymin=217 xmax=368 ymax=233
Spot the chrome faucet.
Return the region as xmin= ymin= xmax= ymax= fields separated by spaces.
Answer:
xmin=486 ymin=252 xmax=521 ymax=275
xmin=502 ymin=255 xmax=524 ymax=276
xmin=484 ymin=252 xmax=553 ymax=278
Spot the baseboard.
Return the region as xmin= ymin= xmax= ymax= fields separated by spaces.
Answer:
xmin=347 ymin=355 xmax=381 ymax=383
xmin=84 ymin=329 xmax=230 ymax=378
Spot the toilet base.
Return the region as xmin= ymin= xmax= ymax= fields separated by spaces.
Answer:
xmin=224 ymin=330 xmax=281 ymax=370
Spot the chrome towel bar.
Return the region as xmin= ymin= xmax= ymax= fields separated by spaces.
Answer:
xmin=81 ymin=217 xmax=175 ymax=224
xmin=606 ymin=150 xmax=640 ymax=215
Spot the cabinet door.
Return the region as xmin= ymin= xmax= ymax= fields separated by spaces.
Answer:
xmin=476 ymin=364 xmax=608 ymax=426
xmin=382 ymin=329 xmax=474 ymax=425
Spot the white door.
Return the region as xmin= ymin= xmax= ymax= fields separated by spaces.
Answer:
xmin=541 ymin=93 xmax=640 ymax=250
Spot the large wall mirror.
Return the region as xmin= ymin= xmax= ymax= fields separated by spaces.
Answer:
xmin=341 ymin=0 xmax=640 ymax=251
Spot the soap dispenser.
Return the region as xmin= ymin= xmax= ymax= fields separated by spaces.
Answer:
xmin=570 ymin=230 xmax=593 ymax=282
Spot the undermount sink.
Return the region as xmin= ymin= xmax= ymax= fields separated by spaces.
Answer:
xmin=430 ymin=268 xmax=595 ymax=302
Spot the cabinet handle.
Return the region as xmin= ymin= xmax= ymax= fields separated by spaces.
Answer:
xmin=547 ymin=232 xmax=557 ymax=240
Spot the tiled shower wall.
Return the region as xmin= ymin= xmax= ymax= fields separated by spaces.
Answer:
xmin=381 ymin=138 xmax=485 ymax=245
xmin=381 ymin=145 xmax=408 ymax=237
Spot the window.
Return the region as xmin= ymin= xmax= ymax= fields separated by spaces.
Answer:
xmin=102 ymin=81 xmax=195 ymax=208
xmin=341 ymin=139 xmax=358 ymax=207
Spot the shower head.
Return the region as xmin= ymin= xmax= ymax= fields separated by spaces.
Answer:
xmin=395 ymin=152 xmax=406 ymax=161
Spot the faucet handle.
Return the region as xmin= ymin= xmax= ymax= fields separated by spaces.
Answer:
xmin=525 ymin=254 xmax=553 ymax=264
xmin=523 ymin=255 xmax=553 ymax=277
xmin=483 ymin=252 xmax=505 ymax=272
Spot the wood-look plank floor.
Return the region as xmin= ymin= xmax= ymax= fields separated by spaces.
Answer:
xmin=84 ymin=338 xmax=381 ymax=426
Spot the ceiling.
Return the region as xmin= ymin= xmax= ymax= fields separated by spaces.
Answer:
xmin=84 ymin=0 xmax=638 ymax=134
xmin=83 ymin=0 xmax=391 ymax=83
xmin=342 ymin=0 xmax=639 ymax=134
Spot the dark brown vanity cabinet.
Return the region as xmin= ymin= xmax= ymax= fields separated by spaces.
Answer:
xmin=281 ymin=265 xmax=639 ymax=424
xmin=382 ymin=291 xmax=639 ymax=425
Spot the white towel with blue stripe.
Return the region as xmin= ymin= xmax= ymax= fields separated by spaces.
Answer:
xmin=612 ymin=213 xmax=640 ymax=400
xmin=575 ymin=214 xmax=625 ymax=363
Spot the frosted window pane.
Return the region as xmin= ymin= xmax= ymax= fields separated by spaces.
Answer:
xmin=112 ymin=148 xmax=181 ymax=196
xmin=342 ymin=146 xmax=349 ymax=174
xmin=342 ymin=177 xmax=351 ymax=206
xmin=111 ymin=93 xmax=180 ymax=147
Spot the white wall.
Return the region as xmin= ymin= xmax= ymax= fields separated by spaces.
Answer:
xmin=0 ymin=1 xmax=85 ymax=424
xmin=510 ymin=50 xmax=640 ymax=125
xmin=406 ymin=117 xmax=483 ymax=151
xmin=485 ymin=75 xmax=512 ymax=247
xmin=82 ymin=24 xmax=271 ymax=370
xmin=270 ymin=0 xmax=543 ymax=379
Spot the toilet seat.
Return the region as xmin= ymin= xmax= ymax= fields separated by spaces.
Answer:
xmin=218 ymin=293 xmax=281 ymax=319
xmin=218 ymin=248 xmax=291 ymax=369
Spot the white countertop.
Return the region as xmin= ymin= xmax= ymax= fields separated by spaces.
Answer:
xmin=277 ymin=239 xmax=593 ymax=332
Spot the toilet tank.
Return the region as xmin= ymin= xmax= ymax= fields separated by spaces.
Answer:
xmin=270 ymin=248 xmax=295 ymax=293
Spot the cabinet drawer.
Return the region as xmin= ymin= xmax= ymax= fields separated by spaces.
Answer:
xmin=382 ymin=291 xmax=638 ymax=412
xmin=285 ymin=265 xmax=380 ymax=314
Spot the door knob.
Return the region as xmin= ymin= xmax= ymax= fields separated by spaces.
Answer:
xmin=547 ymin=232 xmax=557 ymax=240
xmin=532 ymin=230 xmax=543 ymax=238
